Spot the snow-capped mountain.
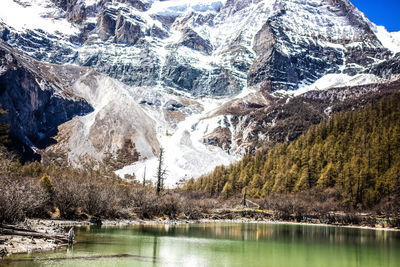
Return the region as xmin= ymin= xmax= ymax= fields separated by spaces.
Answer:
xmin=0 ymin=0 xmax=399 ymax=185
xmin=2 ymin=0 xmax=397 ymax=95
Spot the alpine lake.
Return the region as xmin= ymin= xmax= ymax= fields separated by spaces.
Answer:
xmin=3 ymin=222 xmax=400 ymax=267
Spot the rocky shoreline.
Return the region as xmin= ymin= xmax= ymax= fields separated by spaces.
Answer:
xmin=0 ymin=219 xmax=71 ymax=257
xmin=1 ymin=217 xmax=398 ymax=258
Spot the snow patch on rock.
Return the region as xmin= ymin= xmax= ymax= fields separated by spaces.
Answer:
xmin=147 ymin=0 xmax=226 ymax=16
xmin=276 ymin=73 xmax=383 ymax=97
xmin=0 ymin=0 xmax=78 ymax=35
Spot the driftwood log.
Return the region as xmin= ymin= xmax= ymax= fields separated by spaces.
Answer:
xmin=0 ymin=224 xmax=71 ymax=244
xmin=0 ymin=224 xmax=36 ymax=233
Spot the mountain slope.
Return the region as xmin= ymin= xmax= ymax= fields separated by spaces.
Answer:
xmin=0 ymin=0 xmax=399 ymax=185
xmin=44 ymin=70 xmax=161 ymax=169
xmin=188 ymin=92 xmax=400 ymax=207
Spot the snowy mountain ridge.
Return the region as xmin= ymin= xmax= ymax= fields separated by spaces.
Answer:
xmin=374 ymin=25 xmax=400 ymax=54
xmin=2 ymin=0 xmax=398 ymax=95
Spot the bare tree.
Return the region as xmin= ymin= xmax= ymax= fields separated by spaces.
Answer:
xmin=156 ymin=147 xmax=167 ymax=195
xmin=142 ymin=166 xmax=146 ymax=187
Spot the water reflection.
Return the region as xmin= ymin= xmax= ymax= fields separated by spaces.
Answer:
xmin=3 ymin=222 xmax=400 ymax=267
xmin=152 ymin=236 xmax=158 ymax=266
xmin=119 ymin=222 xmax=398 ymax=246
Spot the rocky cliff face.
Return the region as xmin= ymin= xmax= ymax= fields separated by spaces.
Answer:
xmin=0 ymin=0 xmax=399 ymax=185
xmin=0 ymin=40 xmax=93 ymax=158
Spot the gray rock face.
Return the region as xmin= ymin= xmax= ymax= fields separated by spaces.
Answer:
xmin=115 ymin=0 xmax=151 ymax=11
xmin=161 ymin=54 xmax=243 ymax=96
xmin=77 ymin=45 xmax=161 ymax=86
xmin=248 ymin=20 xmax=344 ymax=91
xmin=0 ymin=41 xmax=93 ymax=152
xmin=97 ymin=5 xmax=168 ymax=44
xmin=370 ymin=54 xmax=400 ymax=78
xmin=115 ymin=13 xmax=144 ymax=44
xmin=179 ymin=28 xmax=213 ymax=55
xmin=50 ymin=0 xmax=87 ymax=23
xmin=0 ymin=26 xmax=77 ymax=64
xmin=162 ymin=56 xmax=204 ymax=94
xmin=98 ymin=9 xmax=117 ymax=41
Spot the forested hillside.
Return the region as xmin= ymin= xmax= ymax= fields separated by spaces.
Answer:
xmin=187 ymin=93 xmax=400 ymax=208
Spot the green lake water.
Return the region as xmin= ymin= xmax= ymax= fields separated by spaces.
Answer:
xmin=3 ymin=222 xmax=400 ymax=267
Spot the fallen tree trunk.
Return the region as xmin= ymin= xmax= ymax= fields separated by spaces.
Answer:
xmin=0 ymin=228 xmax=69 ymax=243
xmin=0 ymin=224 xmax=37 ymax=233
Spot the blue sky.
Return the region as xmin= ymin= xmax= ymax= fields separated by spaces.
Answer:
xmin=351 ymin=0 xmax=400 ymax=32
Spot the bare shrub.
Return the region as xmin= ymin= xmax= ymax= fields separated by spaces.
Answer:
xmin=179 ymin=190 xmax=218 ymax=219
xmin=48 ymin=168 xmax=130 ymax=219
xmin=83 ymin=180 xmax=123 ymax=218
xmin=0 ymin=175 xmax=49 ymax=223
xmin=158 ymin=193 xmax=180 ymax=219
xmin=131 ymin=188 xmax=159 ymax=219
xmin=259 ymin=189 xmax=344 ymax=222
xmin=261 ymin=194 xmax=302 ymax=221
xmin=52 ymin=175 xmax=85 ymax=219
